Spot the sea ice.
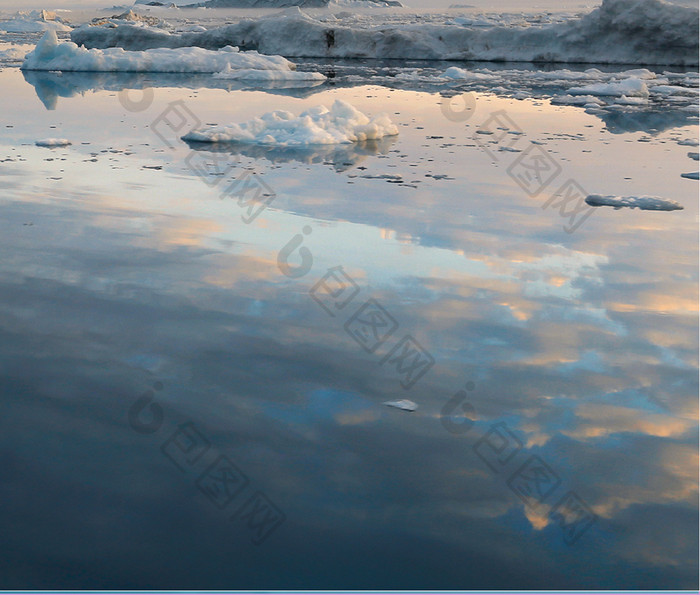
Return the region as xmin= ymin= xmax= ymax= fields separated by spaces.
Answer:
xmin=0 ymin=10 xmax=71 ymax=33
xmin=71 ymin=0 xmax=699 ymax=66
xmin=568 ymin=78 xmax=649 ymax=98
xmin=213 ymin=64 xmax=326 ymax=81
xmin=182 ymin=100 xmax=398 ymax=145
xmin=585 ymin=194 xmax=684 ymax=211
xmin=35 ymin=138 xmax=72 ymax=147
xmin=22 ymin=30 xmax=295 ymax=73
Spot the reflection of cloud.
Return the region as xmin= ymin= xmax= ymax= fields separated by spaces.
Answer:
xmin=565 ymin=403 xmax=695 ymax=440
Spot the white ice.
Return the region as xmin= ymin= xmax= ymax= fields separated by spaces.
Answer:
xmin=585 ymin=194 xmax=684 ymax=211
xmin=183 ymin=100 xmax=398 ymax=145
xmin=35 ymin=138 xmax=72 ymax=147
xmin=0 ymin=10 xmax=71 ymax=33
xmin=213 ymin=64 xmax=326 ymax=81
xmin=21 ymin=30 xmax=295 ymax=73
xmin=72 ymin=0 xmax=699 ymax=66
xmin=568 ymin=78 xmax=649 ymax=98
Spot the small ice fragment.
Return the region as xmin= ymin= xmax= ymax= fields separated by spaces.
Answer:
xmin=383 ymin=399 xmax=418 ymax=412
xmin=688 ymin=152 xmax=699 ymax=161
xmin=585 ymin=194 xmax=683 ymax=211
xmin=35 ymin=138 xmax=71 ymax=147
xmin=677 ymin=138 xmax=699 ymax=147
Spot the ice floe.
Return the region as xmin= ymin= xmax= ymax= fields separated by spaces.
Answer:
xmin=213 ymin=63 xmax=326 ymax=81
xmin=21 ymin=30 xmax=295 ymax=73
xmin=568 ymin=78 xmax=649 ymax=98
xmin=35 ymin=138 xmax=71 ymax=147
xmin=585 ymin=194 xmax=684 ymax=211
xmin=182 ymin=100 xmax=398 ymax=145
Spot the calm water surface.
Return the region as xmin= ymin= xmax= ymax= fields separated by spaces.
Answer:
xmin=0 ymin=64 xmax=697 ymax=589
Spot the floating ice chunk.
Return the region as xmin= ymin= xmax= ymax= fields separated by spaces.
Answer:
xmin=441 ymin=66 xmax=498 ymax=80
xmin=183 ymin=100 xmax=398 ymax=146
xmin=677 ymin=137 xmax=699 ymax=146
xmin=616 ymin=68 xmax=657 ymax=80
xmin=0 ymin=47 xmax=28 ymax=61
xmin=680 ymin=172 xmax=699 ymax=179
xmin=0 ymin=10 xmax=71 ymax=33
xmin=614 ymin=95 xmax=648 ymax=105
xmin=22 ymin=30 xmax=294 ymax=73
xmin=35 ymin=138 xmax=71 ymax=147
xmin=585 ymin=194 xmax=683 ymax=211
xmin=213 ymin=64 xmax=326 ymax=81
xmin=688 ymin=152 xmax=699 ymax=160
xmin=551 ymin=94 xmax=606 ymax=106
xmin=568 ymin=77 xmax=649 ymax=98
xmin=383 ymin=399 xmax=418 ymax=412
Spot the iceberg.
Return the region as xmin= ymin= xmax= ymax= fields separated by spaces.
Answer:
xmin=21 ymin=30 xmax=296 ymax=73
xmin=182 ymin=100 xmax=398 ymax=145
xmin=72 ymin=0 xmax=699 ymax=66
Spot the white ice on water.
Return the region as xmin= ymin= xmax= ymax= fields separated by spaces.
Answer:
xmin=585 ymin=194 xmax=684 ymax=211
xmin=213 ymin=63 xmax=326 ymax=81
xmin=21 ymin=30 xmax=296 ymax=74
xmin=183 ymin=100 xmax=398 ymax=145
xmin=567 ymin=78 xmax=650 ymax=98
xmin=0 ymin=10 xmax=71 ymax=33
xmin=35 ymin=138 xmax=72 ymax=147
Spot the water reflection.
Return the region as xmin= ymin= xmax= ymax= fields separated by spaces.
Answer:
xmin=0 ymin=70 xmax=697 ymax=589
xmin=21 ymin=68 xmax=699 ymax=135
xmin=21 ymin=69 xmax=327 ymax=110
xmin=185 ymin=135 xmax=397 ymax=171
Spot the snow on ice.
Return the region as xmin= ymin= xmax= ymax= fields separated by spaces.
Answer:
xmin=585 ymin=194 xmax=684 ymax=211
xmin=21 ymin=30 xmax=297 ymax=73
xmin=183 ymin=100 xmax=398 ymax=145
